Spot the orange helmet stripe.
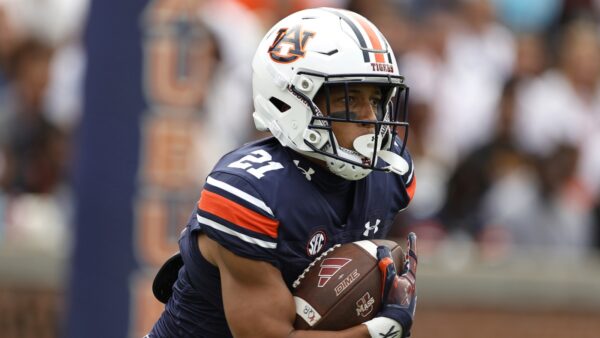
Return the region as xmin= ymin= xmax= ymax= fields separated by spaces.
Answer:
xmin=406 ymin=175 xmax=416 ymax=202
xmin=349 ymin=12 xmax=386 ymax=63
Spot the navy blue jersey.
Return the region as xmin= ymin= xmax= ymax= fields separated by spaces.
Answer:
xmin=149 ymin=137 xmax=415 ymax=337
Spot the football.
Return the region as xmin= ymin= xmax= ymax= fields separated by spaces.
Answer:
xmin=292 ymin=239 xmax=405 ymax=331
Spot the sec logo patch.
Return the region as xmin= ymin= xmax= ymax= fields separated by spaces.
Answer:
xmin=306 ymin=230 xmax=327 ymax=256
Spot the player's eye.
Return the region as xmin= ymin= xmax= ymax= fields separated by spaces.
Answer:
xmin=370 ymin=97 xmax=382 ymax=107
xmin=329 ymin=111 xmax=358 ymax=119
xmin=337 ymin=96 xmax=355 ymax=106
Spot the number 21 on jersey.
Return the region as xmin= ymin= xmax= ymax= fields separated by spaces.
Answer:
xmin=228 ymin=149 xmax=284 ymax=179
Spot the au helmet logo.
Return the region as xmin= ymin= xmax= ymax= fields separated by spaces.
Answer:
xmin=268 ymin=25 xmax=315 ymax=63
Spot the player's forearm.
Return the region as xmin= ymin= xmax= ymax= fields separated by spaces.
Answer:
xmin=225 ymin=290 xmax=372 ymax=338
xmin=287 ymin=318 xmax=405 ymax=338
xmin=287 ymin=325 xmax=371 ymax=338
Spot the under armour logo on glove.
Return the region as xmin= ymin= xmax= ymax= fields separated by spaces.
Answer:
xmin=363 ymin=317 xmax=402 ymax=338
xmin=380 ymin=325 xmax=401 ymax=338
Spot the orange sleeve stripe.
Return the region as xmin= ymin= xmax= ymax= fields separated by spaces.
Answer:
xmin=198 ymin=190 xmax=279 ymax=238
xmin=406 ymin=176 xmax=416 ymax=201
xmin=351 ymin=13 xmax=385 ymax=63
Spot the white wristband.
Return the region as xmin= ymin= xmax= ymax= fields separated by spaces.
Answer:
xmin=363 ymin=317 xmax=403 ymax=338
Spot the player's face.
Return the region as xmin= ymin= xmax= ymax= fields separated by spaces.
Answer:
xmin=314 ymin=83 xmax=383 ymax=151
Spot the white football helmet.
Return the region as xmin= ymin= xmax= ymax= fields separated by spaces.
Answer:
xmin=252 ymin=7 xmax=409 ymax=180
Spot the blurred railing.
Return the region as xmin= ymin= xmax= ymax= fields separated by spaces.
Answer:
xmin=406 ymin=237 xmax=600 ymax=338
xmin=0 ymin=244 xmax=66 ymax=338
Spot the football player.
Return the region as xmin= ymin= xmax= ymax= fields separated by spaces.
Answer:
xmin=147 ymin=7 xmax=418 ymax=338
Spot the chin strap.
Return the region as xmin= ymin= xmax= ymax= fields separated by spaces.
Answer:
xmin=377 ymin=150 xmax=409 ymax=175
xmin=353 ymin=134 xmax=409 ymax=176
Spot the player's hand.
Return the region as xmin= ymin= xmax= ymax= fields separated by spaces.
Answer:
xmin=365 ymin=233 xmax=418 ymax=338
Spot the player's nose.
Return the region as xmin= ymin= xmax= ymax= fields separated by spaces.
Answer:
xmin=356 ymin=100 xmax=377 ymax=130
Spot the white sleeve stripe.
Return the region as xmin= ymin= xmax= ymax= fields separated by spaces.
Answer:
xmin=206 ymin=176 xmax=274 ymax=216
xmin=406 ymin=163 xmax=414 ymax=184
xmin=197 ymin=215 xmax=277 ymax=249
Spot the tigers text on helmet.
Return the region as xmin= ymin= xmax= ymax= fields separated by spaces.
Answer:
xmin=252 ymin=7 xmax=410 ymax=180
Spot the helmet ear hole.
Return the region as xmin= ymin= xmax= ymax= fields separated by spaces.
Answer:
xmin=269 ymin=97 xmax=291 ymax=112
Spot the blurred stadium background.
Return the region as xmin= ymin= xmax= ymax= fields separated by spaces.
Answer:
xmin=0 ymin=0 xmax=599 ymax=337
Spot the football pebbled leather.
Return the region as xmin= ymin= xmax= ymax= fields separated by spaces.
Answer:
xmin=292 ymin=239 xmax=404 ymax=331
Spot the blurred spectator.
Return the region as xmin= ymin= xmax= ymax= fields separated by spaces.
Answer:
xmin=398 ymin=0 xmax=517 ymax=234
xmin=399 ymin=11 xmax=456 ymax=221
xmin=444 ymin=0 xmax=514 ymax=152
xmin=0 ymin=0 xmax=90 ymax=131
xmin=43 ymin=41 xmax=86 ymax=131
xmin=481 ymin=143 xmax=595 ymax=259
xmin=437 ymin=75 xmax=595 ymax=260
xmin=0 ymin=0 xmax=89 ymax=47
xmin=0 ymin=5 xmax=21 ymax=83
xmin=419 ymin=0 xmax=515 ymax=169
xmin=561 ymin=0 xmax=597 ymax=23
xmin=430 ymin=12 xmax=600 ymax=256
xmin=440 ymin=79 xmax=531 ymax=239
xmin=0 ymin=39 xmax=67 ymax=195
xmin=0 ymin=4 xmax=19 ymax=140
xmin=513 ymin=33 xmax=548 ymax=80
xmin=189 ymin=0 xmax=264 ymax=179
xmin=514 ymin=19 xmax=600 ymax=199
xmin=42 ymin=0 xmax=89 ymax=131
xmin=0 ymin=38 xmax=71 ymax=255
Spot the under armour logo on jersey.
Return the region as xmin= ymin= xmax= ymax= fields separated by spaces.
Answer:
xmin=294 ymin=160 xmax=315 ymax=181
xmin=363 ymin=219 xmax=381 ymax=237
